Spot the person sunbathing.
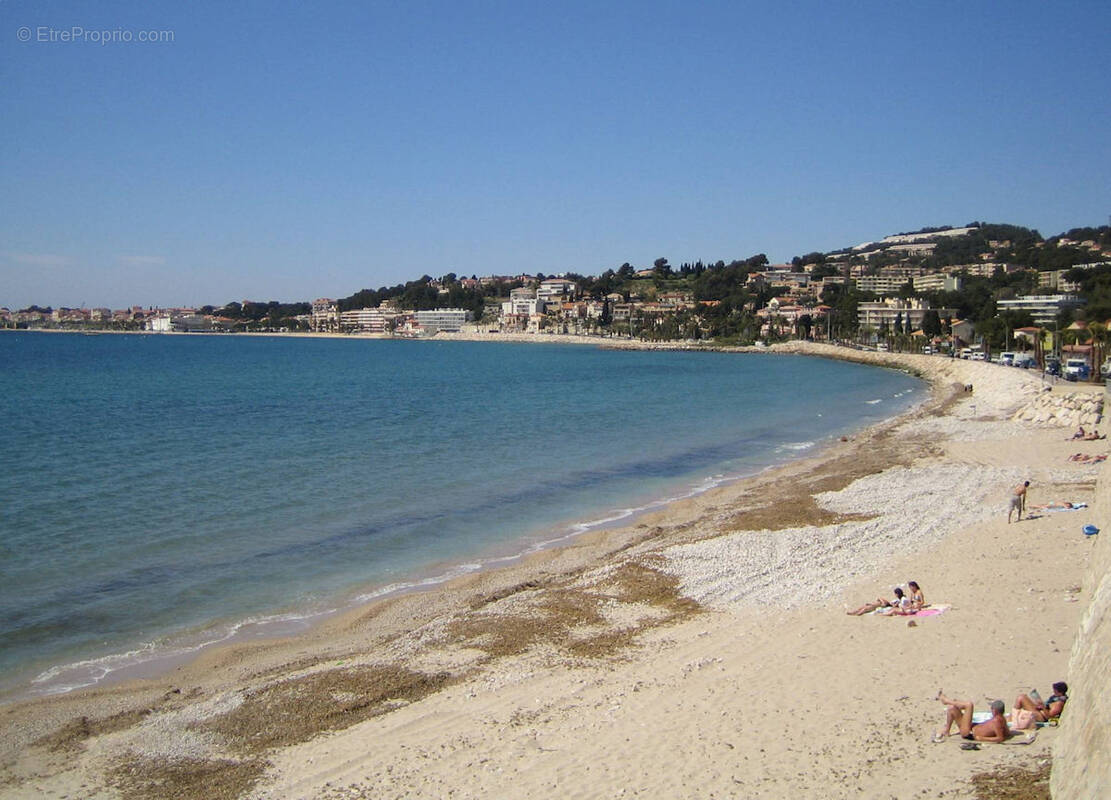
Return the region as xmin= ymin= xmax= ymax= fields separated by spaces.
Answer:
xmin=1082 ymin=429 xmax=1104 ymax=440
xmin=1070 ymin=426 xmax=1086 ymax=440
xmin=1030 ymin=501 xmax=1078 ymax=510
xmin=907 ymin=580 xmax=926 ymax=611
xmin=933 ymin=692 xmax=1011 ymax=743
xmin=846 ymin=586 xmax=907 ymax=616
xmin=1010 ymin=682 xmax=1068 ymax=730
xmin=876 ymin=586 xmax=915 ymax=616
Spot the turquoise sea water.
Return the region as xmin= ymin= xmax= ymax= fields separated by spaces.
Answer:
xmin=0 ymin=333 xmax=923 ymax=698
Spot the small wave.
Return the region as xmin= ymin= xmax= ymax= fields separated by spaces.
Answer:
xmin=353 ymin=563 xmax=485 ymax=604
xmin=30 ymin=609 xmax=331 ymax=696
xmin=777 ymin=441 xmax=816 ymax=452
xmin=865 ymin=399 xmax=882 ymax=405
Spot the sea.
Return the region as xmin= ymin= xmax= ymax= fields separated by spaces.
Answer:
xmin=0 ymin=332 xmax=924 ymax=700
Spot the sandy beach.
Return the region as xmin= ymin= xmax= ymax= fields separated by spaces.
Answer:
xmin=0 ymin=342 xmax=1103 ymax=799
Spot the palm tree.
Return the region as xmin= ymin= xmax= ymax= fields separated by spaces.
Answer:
xmin=1088 ymin=322 xmax=1108 ymax=381
xmin=1034 ymin=326 xmax=1050 ymax=369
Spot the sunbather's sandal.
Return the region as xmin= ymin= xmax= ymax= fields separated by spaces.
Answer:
xmin=960 ymin=742 xmax=981 ymax=750
xmin=931 ymin=734 xmax=946 ymax=743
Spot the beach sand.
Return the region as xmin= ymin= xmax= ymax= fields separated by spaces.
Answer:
xmin=0 ymin=344 xmax=1102 ymax=799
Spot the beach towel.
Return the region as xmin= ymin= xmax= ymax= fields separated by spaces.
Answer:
xmin=1039 ymin=502 xmax=1087 ymax=511
xmin=905 ymin=604 xmax=950 ymax=618
xmin=953 ymin=727 xmax=1038 ymax=746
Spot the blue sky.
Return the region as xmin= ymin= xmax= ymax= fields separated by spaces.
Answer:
xmin=2 ymin=0 xmax=1109 ymax=309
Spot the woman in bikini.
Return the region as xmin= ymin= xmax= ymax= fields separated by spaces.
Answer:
xmin=1011 ymin=682 xmax=1068 ymax=729
xmin=907 ymin=581 xmax=925 ymax=611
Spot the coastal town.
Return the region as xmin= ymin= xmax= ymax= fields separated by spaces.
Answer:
xmin=5 ymin=224 xmax=1111 ymax=371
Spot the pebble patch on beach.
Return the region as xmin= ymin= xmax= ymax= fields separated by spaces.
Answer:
xmin=660 ymin=459 xmax=1025 ymax=611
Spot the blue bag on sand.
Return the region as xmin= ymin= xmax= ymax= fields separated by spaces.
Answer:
xmin=1083 ymin=524 xmax=1100 ymax=536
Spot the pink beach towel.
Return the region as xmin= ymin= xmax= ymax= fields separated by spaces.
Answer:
xmin=909 ymin=604 xmax=950 ymax=618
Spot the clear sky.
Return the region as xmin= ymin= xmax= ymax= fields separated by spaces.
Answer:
xmin=2 ymin=0 xmax=1109 ymax=310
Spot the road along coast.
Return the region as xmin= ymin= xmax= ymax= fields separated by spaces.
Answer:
xmin=0 ymin=343 xmax=1102 ymax=799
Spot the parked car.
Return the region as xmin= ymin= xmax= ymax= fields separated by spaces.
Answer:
xmin=1013 ymin=353 xmax=1036 ymax=369
xmin=1065 ymin=359 xmax=1091 ymax=381
xmin=1046 ymin=358 xmax=1062 ymax=376
xmin=970 ymin=351 xmax=986 ymax=361
xmin=999 ymin=351 xmax=1016 ymax=366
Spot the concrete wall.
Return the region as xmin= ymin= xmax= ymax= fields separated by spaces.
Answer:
xmin=1051 ymin=458 xmax=1111 ymax=798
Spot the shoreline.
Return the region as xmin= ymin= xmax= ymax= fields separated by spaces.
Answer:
xmin=5 ymin=344 xmax=925 ymax=703
xmin=0 ymin=343 xmax=1102 ymax=799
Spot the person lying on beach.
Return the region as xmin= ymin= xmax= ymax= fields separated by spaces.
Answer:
xmin=1070 ymin=426 xmax=1086 ymax=440
xmin=1068 ymin=453 xmax=1107 ymax=463
xmin=933 ymin=692 xmax=1011 ymax=743
xmin=846 ymin=586 xmax=908 ymax=616
xmin=1082 ymin=429 xmax=1105 ymax=440
xmin=1010 ymin=682 xmax=1068 ymax=730
xmin=876 ymin=586 xmax=916 ymax=616
xmin=1030 ymin=501 xmax=1079 ymax=510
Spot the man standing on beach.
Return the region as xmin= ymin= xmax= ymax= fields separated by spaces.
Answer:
xmin=1008 ymin=480 xmax=1030 ymax=523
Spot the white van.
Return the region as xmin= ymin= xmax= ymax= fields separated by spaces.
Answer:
xmin=1065 ymin=359 xmax=1091 ymax=381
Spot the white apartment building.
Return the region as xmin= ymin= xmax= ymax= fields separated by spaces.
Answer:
xmin=310 ymin=298 xmax=338 ymax=331
xmin=414 ymin=308 xmax=470 ymax=334
xmin=912 ymin=273 xmax=963 ymax=293
xmin=857 ymin=298 xmax=954 ymax=331
xmin=1038 ymin=270 xmax=1083 ymax=293
xmin=1038 ymin=264 xmax=1107 ymax=293
xmin=501 ymin=288 xmax=545 ymax=318
xmin=147 ymin=314 xmax=173 ymax=332
xmin=339 ymin=307 xmax=400 ymax=333
xmin=944 ymin=262 xmax=1013 ymax=278
xmin=537 ymin=278 xmax=575 ymax=302
xmin=855 ymin=275 xmax=911 ymax=295
xmin=996 ymin=295 xmax=1085 ymax=327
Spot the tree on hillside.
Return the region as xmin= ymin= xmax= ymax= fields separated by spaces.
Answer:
xmin=809 ymin=263 xmax=840 ymax=280
xmin=792 ymin=251 xmax=826 ymax=267
xmin=922 ymin=309 xmax=942 ymax=338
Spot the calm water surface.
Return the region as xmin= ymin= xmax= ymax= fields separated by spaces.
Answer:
xmin=0 ymin=332 xmax=924 ymax=697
